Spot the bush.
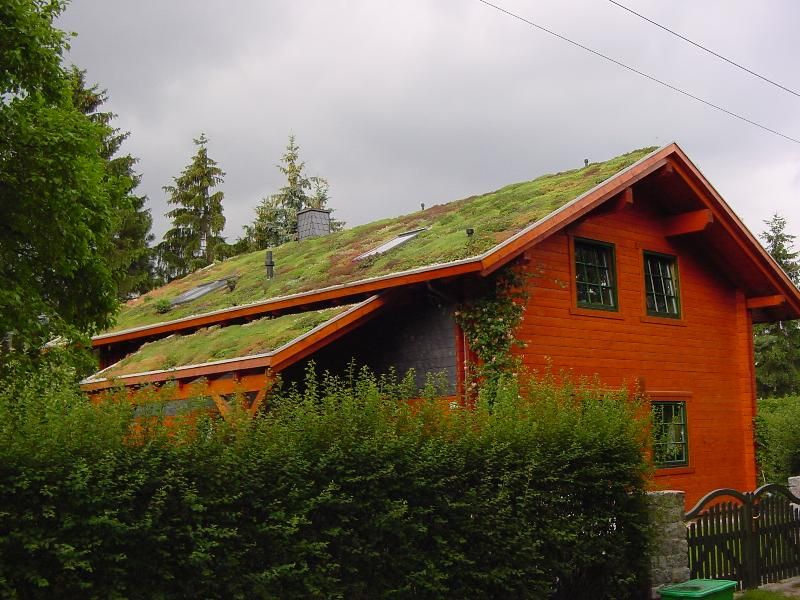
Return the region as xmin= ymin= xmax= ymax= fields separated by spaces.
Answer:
xmin=0 ymin=365 xmax=650 ymax=599
xmin=154 ymin=298 xmax=172 ymax=314
xmin=756 ymin=395 xmax=800 ymax=483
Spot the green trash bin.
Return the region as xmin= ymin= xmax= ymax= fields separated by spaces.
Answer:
xmin=659 ymin=579 xmax=737 ymax=600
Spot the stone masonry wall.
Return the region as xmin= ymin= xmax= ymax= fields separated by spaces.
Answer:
xmin=789 ymin=476 xmax=800 ymax=499
xmin=648 ymin=490 xmax=690 ymax=598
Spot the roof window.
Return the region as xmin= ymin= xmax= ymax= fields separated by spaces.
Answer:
xmin=354 ymin=228 xmax=426 ymax=261
xmin=170 ymin=279 xmax=229 ymax=306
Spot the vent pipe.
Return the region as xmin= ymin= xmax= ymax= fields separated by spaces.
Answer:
xmin=265 ymin=250 xmax=275 ymax=279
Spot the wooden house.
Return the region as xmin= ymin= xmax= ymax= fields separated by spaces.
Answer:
xmin=83 ymin=143 xmax=800 ymax=506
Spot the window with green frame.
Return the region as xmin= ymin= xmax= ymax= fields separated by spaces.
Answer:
xmin=574 ymin=239 xmax=617 ymax=310
xmin=644 ymin=252 xmax=680 ymax=317
xmin=652 ymin=401 xmax=688 ymax=468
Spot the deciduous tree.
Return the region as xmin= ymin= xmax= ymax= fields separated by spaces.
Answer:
xmin=0 ymin=0 xmax=118 ymax=350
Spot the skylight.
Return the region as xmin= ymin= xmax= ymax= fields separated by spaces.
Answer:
xmin=170 ymin=279 xmax=229 ymax=306
xmin=355 ymin=228 xmax=426 ymax=261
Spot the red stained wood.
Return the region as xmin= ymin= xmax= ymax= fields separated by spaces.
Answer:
xmin=664 ymin=209 xmax=714 ymax=237
xmin=518 ymin=197 xmax=758 ymax=508
xmin=746 ymin=295 xmax=786 ymax=310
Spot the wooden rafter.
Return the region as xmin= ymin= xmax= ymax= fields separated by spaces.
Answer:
xmin=746 ymin=295 xmax=786 ymax=310
xmin=663 ymin=209 xmax=714 ymax=237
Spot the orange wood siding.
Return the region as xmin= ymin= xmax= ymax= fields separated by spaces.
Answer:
xmin=518 ymin=199 xmax=757 ymax=508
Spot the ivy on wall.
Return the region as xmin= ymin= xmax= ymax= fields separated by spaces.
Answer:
xmin=454 ymin=262 xmax=529 ymax=399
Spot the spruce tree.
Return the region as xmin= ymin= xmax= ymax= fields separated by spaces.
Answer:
xmin=159 ymin=134 xmax=226 ymax=280
xmin=754 ymin=214 xmax=800 ymax=397
xmin=70 ymin=68 xmax=154 ymax=299
xmin=245 ymin=135 xmax=344 ymax=250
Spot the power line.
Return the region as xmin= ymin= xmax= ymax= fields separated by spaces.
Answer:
xmin=475 ymin=0 xmax=800 ymax=145
xmin=608 ymin=0 xmax=800 ymax=99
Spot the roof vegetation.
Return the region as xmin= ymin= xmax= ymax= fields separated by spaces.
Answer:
xmin=96 ymin=306 xmax=351 ymax=378
xmin=107 ymin=147 xmax=657 ymax=333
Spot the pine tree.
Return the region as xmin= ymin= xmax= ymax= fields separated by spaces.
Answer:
xmin=70 ymin=68 xmax=154 ymax=299
xmin=754 ymin=214 xmax=800 ymax=397
xmin=245 ymin=135 xmax=344 ymax=250
xmin=159 ymin=133 xmax=226 ymax=280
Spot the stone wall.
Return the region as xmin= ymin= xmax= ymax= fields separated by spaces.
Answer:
xmin=648 ymin=490 xmax=690 ymax=598
xmin=789 ymin=476 xmax=800 ymax=499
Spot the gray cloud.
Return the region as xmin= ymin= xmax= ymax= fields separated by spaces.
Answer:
xmin=59 ymin=0 xmax=800 ymax=244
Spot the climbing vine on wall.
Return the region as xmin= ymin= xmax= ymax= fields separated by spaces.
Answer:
xmin=454 ymin=262 xmax=529 ymax=399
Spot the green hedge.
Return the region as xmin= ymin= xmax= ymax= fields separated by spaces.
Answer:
xmin=756 ymin=395 xmax=800 ymax=483
xmin=0 ymin=364 xmax=650 ymax=599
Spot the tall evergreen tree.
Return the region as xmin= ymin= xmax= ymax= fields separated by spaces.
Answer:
xmin=245 ymin=135 xmax=343 ymax=250
xmin=754 ymin=214 xmax=800 ymax=397
xmin=70 ymin=68 xmax=154 ymax=299
xmin=158 ymin=134 xmax=226 ymax=280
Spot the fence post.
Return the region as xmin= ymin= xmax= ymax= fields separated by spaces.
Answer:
xmin=647 ymin=490 xmax=690 ymax=598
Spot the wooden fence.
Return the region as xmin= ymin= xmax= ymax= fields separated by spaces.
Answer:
xmin=685 ymin=484 xmax=800 ymax=589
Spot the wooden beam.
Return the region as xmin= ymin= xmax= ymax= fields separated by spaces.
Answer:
xmin=611 ymin=187 xmax=634 ymax=212
xmin=657 ymin=163 xmax=674 ymax=178
xmin=746 ymin=295 xmax=786 ymax=310
xmin=664 ymin=209 xmax=714 ymax=237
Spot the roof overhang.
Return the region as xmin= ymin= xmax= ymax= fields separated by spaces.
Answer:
xmin=93 ymin=142 xmax=800 ymax=354
xmin=82 ymin=295 xmax=388 ymax=393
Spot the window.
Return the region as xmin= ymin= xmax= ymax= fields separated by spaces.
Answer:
xmin=354 ymin=228 xmax=426 ymax=261
xmin=644 ymin=252 xmax=680 ymax=317
xmin=652 ymin=401 xmax=688 ymax=468
xmin=574 ymin=239 xmax=617 ymax=310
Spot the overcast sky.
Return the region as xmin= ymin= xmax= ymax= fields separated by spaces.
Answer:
xmin=58 ymin=0 xmax=800 ymax=246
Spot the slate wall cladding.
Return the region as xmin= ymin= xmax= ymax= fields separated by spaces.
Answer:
xmin=282 ymin=296 xmax=457 ymax=394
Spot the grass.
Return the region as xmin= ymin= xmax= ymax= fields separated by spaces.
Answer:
xmin=107 ymin=147 xmax=658 ymax=333
xmin=96 ymin=305 xmax=350 ymax=377
xmin=738 ymin=590 xmax=798 ymax=599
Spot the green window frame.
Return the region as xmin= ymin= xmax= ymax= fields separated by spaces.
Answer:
xmin=574 ymin=239 xmax=618 ymax=311
xmin=644 ymin=252 xmax=680 ymax=318
xmin=652 ymin=401 xmax=688 ymax=468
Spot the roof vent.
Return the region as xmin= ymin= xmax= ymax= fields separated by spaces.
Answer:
xmin=297 ymin=208 xmax=331 ymax=241
xmin=265 ymin=250 xmax=275 ymax=280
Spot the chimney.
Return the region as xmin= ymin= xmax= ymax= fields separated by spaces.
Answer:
xmin=297 ymin=208 xmax=331 ymax=241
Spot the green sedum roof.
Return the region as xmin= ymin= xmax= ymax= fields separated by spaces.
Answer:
xmin=95 ymin=305 xmax=351 ymax=379
xmin=107 ymin=147 xmax=657 ymax=334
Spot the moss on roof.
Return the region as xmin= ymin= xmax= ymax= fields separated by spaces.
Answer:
xmin=108 ymin=147 xmax=657 ymax=333
xmin=97 ymin=305 xmax=350 ymax=378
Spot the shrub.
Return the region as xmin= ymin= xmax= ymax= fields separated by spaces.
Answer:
xmin=0 ymin=365 xmax=650 ymax=599
xmin=756 ymin=395 xmax=800 ymax=483
xmin=154 ymin=298 xmax=172 ymax=314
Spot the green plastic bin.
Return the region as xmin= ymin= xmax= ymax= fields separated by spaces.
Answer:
xmin=659 ymin=579 xmax=737 ymax=600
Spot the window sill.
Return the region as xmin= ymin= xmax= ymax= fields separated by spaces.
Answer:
xmin=570 ymin=306 xmax=625 ymax=320
xmin=654 ymin=466 xmax=695 ymax=477
xmin=639 ymin=315 xmax=687 ymax=327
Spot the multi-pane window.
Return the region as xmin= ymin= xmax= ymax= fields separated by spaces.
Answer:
xmin=652 ymin=401 xmax=688 ymax=468
xmin=644 ymin=252 xmax=680 ymax=317
xmin=575 ymin=239 xmax=617 ymax=310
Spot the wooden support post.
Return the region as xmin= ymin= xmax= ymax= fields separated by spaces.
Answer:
xmin=664 ymin=209 xmax=714 ymax=237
